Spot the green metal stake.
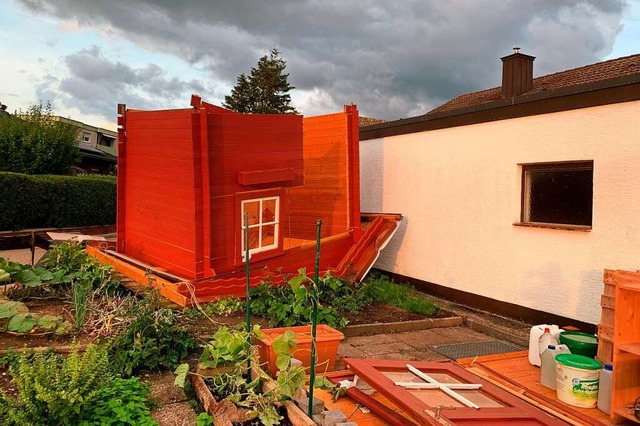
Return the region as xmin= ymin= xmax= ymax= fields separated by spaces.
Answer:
xmin=244 ymin=212 xmax=252 ymax=381
xmin=308 ymin=219 xmax=322 ymax=418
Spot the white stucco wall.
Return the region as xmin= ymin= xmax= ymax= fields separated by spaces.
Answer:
xmin=360 ymin=100 xmax=640 ymax=324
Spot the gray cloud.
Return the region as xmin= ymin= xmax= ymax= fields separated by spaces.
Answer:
xmin=36 ymin=47 xmax=206 ymax=119
xmin=20 ymin=0 xmax=626 ymax=120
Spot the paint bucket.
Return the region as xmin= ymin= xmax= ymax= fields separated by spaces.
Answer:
xmin=555 ymin=354 xmax=601 ymax=408
xmin=559 ymin=332 xmax=598 ymax=358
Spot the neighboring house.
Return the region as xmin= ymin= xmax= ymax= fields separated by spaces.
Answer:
xmin=53 ymin=117 xmax=118 ymax=175
xmin=103 ymin=96 xmax=400 ymax=305
xmin=359 ymin=51 xmax=640 ymax=327
xmin=359 ymin=116 xmax=387 ymax=127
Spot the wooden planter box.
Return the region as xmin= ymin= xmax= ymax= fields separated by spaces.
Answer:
xmin=256 ymin=325 xmax=344 ymax=377
xmin=191 ymin=365 xmax=314 ymax=426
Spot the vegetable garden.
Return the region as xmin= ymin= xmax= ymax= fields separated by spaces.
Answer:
xmin=0 ymin=241 xmax=439 ymax=425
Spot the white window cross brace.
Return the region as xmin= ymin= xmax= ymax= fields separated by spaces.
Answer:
xmin=393 ymin=364 xmax=482 ymax=409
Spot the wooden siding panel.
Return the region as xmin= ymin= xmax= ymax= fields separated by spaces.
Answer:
xmin=121 ymin=109 xmax=198 ymax=278
xmin=287 ymin=113 xmax=350 ymax=240
xmin=206 ymin=113 xmax=303 ymax=271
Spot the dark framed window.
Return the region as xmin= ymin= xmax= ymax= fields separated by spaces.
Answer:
xmin=521 ymin=161 xmax=593 ymax=227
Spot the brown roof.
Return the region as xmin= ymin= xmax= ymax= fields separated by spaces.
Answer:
xmin=359 ymin=116 xmax=387 ymax=127
xmin=428 ymin=53 xmax=640 ymax=115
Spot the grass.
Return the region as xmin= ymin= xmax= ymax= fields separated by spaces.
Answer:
xmin=364 ymin=274 xmax=438 ymax=316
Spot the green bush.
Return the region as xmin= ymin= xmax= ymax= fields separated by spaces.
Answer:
xmin=0 ymin=345 xmax=157 ymax=426
xmin=249 ymin=270 xmax=372 ymax=328
xmin=0 ymin=171 xmax=116 ymax=230
xmin=109 ymin=297 xmax=196 ymax=377
xmin=0 ymin=102 xmax=79 ymax=175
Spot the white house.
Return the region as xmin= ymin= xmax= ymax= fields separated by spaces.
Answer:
xmin=360 ymin=51 xmax=640 ymax=327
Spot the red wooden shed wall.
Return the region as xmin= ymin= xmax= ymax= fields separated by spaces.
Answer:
xmin=287 ymin=106 xmax=361 ymax=240
xmin=121 ymin=109 xmax=201 ymax=279
xmin=207 ymin=113 xmax=303 ymax=273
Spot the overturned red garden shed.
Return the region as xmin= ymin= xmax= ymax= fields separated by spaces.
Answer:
xmin=88 ymin=96 xmax=401 ymax=306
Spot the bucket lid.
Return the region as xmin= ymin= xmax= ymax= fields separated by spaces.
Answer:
xmin=559 ymin=332 xmax=598 ymax=347
xmin=555 ymin=354 xmax=602 ymax=370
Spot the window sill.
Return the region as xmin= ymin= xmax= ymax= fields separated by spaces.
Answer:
xmin=513 ymin=222 xmax=592 ymax=232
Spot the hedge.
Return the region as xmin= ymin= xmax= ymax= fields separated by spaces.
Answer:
xmin=0 ymin=172 xmax=116 ymax=231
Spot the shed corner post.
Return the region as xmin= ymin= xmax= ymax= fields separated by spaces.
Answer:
xmin=116 ymin=103 xmax=127 ymax=253
xmin=345 ymin=104 xmax=363 ymax=240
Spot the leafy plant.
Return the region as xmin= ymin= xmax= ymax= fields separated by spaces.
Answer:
xmin=195 ymin=412 xmax=214 ymax=426
xmin=249 ymin=269 xmax=372 ymax=328
xmin=0 ymin=346 xmax=157 ymax=426
xmin=77 ymin=377 xmax=156 ymax=426
xmin=109 ymin=296 xmax=196 ymax=377
xmin=0 ymin=345 xmax=112 ymax=425
xmin=0 ymin=300 xmax=70 ymax=334
xmin=40 ymin=241 xmax=120 ymax=293
xmin=198 ymin=325 xmax=262 ymax=370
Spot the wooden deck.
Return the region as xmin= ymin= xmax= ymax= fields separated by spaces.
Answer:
xmin=457 ymin=351 xmax=634 ymax=426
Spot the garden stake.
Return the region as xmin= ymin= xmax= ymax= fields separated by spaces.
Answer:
xmin=244 ymin=212 xmax=252 ymax=380
xmin=308 ymin=219 xmax=322 ymax=418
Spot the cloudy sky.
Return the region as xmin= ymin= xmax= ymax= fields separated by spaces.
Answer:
xmin=1 ymin=0 xmax=638 ymax=129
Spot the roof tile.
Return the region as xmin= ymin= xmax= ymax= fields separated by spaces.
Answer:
xmin=428 ymin=53 xmax=640 ymax=115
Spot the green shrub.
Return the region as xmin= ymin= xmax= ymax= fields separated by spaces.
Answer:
xmin=109 ymin=297 xmax=196 ymax=377
xmin=0 ymin=171 xmax=116 ymax=230
xmin=0 ymin=345 xmax=112 ymax=425
xmin=249 ymin=270 xmax=372 ymax=328
xmin=0 ymin=102 xmax=79 ymax=175
xmin=0 ymin=346 xmax=157 ymax=426
xmin=78 ymin=377 xmax=156 ymax=426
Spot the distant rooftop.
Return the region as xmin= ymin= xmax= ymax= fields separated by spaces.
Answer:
xmin=359 ymin=116 xmax=387 ymax=127
xmin=428 ymin=53 xmax=640 ymax=115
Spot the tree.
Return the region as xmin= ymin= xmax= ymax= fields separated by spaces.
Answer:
xmin=0 ymin=102 xmax=79 ymax=175
xmin=223 ymin=48 xmax=298 ymax=114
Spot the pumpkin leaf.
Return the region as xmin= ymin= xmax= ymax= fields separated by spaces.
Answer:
xmin=13 ymin=269 xmax=42 ymax=287
xmin=0 ymin=300 xmax=28 ymax=319
xmin=173 ymin=363 xmax=189 ymax=388
xmin=7 ymin=313 xmax=37 ymax=332
xmin=37 ymin=314 xmax=62 ymax=330
xmin=276 ymin=365 xmax=306 ymax=399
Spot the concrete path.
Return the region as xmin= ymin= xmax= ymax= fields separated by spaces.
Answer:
xmin=336 ymin=325 xmax=513 ymax=369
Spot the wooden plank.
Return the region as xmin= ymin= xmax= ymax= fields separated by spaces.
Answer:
xmin=86 ymin=245 xmax=189 ymax=306
xmin=463 ymin=352 xmax=619 ymax=425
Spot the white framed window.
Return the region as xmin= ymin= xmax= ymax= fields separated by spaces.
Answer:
xmin=83 ymin=132 xmax=91 ymax=142
xmin=240 ymin=196 xmax=279 ymax=257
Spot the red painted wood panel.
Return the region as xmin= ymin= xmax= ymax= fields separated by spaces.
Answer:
xmin=287 ymin=111 xmax=352 ymax=240
xmin=120 ymin=108 xmax=200 ymax=279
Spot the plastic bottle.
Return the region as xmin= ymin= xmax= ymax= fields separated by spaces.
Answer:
xmin=540 ymin=344 xmax=570 ymax=390
xmin=538 ymin=327 xmax=558 ymax=357
xmin=597 ymin=364 xmax=613 ymax=414
xmin=529 ymin=324 xmax=563 ymax=366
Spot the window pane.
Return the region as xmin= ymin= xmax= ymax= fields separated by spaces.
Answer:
xmin=247 ymin=227 xmax=260 ymax=250
xmin=524 ymin=165 xmax=593 ymax=226
xmin=263 ymin=198 xmax=277 ymax=223
xmin=262 ymin=224 xmax=276 ymax=247
xmin=243 ymin=201 xmax=260 ymax=225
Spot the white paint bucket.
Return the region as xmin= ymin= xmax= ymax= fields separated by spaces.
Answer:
xmin=555 ymin=354 xmax=601 ymax=408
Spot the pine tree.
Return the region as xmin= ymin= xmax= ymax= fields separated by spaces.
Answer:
xmin=223 ymin=48 xmax=298 ymax=114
